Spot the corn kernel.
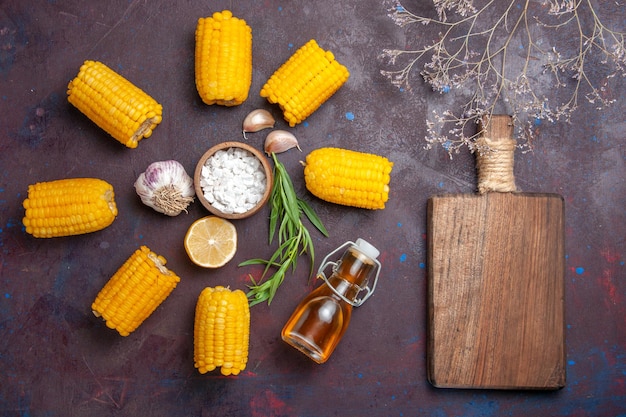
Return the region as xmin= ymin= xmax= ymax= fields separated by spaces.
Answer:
xmin=194 ymin=286 xmax=250 ymax=376
xmin=92 ymin=246 xmax=180 ymax=337
xmin=260 ymin=39 xmax=350 ymax=127
xmin=195 ymin=10 xmax=252 ymax=106
xmin=22 ymin=178 xmax=118 ymax=238
xmin=67 ymin=60 xmax=163 ymax=148
xmin=303 ymin=147 xmax=393 ymax=210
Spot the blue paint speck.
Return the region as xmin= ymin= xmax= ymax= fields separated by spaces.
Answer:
xmin=568 ymin=360 xmax=576 ymax=366
xmin=438 ymin=181 xmax=444 ymax=188
xmin=400 ymin=253 xmax=407 ymax=262
xmin=302 ymin=121 xmax=309 ymax=127
xmin=419 ymin=262 xmax=426 ymax=269
xmin=345 ymin=112 xmax=355 ymax=121
xmin=397 ymin=222 xmax=402 ymax=227
xmin=441 ymin=85 xmax=450 ymax=93
xmin=288 ymin=43 xmax=293 ymax=49
xmin=534 ymin=117 xmax=542 ymax=126
xmin=4 ymin=293 xmax=10 ymax=299
xmin=278 ymin=6 xmax=283 ymax=11
xmin=575 ymin=267 xmax=585 ymax=275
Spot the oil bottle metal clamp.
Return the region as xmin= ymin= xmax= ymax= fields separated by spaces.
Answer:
xmin=316 ymin=240 xmax=381 ymax=307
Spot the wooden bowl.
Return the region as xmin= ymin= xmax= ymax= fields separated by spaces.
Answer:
xmin=194 ymin=141 xmax=273 ymax=220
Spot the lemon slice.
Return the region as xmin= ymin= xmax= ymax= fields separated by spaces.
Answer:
xmin=184 ymin=216 xmax=237 ymax=268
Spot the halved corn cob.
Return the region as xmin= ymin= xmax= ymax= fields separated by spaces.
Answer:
xmin=92 ymin=246 xmax=180 ymax=337
xmin=303 ymin=147 xmax=393 ymax=210
xmin=194 ymin=286 xmax=250 ymax=376
xmin=22 ymin=178 xmax=118 ymax=238
xmin=260 ymin=39 xmax=350 ymax=127
xmin=67 ymin=60 xmax=163 ymax=148
xmin=195 ymin=10 xmax=252 ymax=106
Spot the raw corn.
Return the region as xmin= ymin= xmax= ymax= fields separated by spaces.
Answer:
xmin=92 ymin=246 xmax=180 ymax=337
xmin=22 ymin=178 xmax=118 ymax=238
xmin=194 ymin=286 xmax=250 ymax=376
xmin=195 ymin=10 xmax=252 ymax=106
xmin=303 ymin=147 xmax=393 ymax=210
xmin=260 ymin=39 xmax=350 ymax=127
xmin=67 ymin=60 xmax=163 ymax=148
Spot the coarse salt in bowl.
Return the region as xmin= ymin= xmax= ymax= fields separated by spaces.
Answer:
xmin=194 ymin=141 xmax=273 ymax=219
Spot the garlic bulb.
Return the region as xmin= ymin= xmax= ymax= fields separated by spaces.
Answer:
xmin=264 ymin=130 xmax=301 ymax=155
xmin=135 ymin=160 xmax=195 ymax=216
xmin=243 ymin=109 xmax=275 ymax=138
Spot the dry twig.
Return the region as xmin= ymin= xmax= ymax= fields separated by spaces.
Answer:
xmin=380 ymin=0 xmax=626 ymax=156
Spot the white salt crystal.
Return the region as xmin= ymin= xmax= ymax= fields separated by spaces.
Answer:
xmin=200 ymin=147 xmax=267 ymax=214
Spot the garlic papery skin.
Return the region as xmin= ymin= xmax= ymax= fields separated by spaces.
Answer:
xmin=135 ymin=160 xmax=195 ymax=216
xmin=264 ymin=130 xmax=301 ymax=155
xmin=243 ymin=109 xmax=275 ymax=138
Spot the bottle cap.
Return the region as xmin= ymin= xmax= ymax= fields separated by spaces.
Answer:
xmin=354 ymin=238 xmax=380 ymax=260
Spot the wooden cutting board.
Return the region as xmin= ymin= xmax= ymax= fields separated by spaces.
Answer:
xmin=427 ymin=115 xmax=566 ymax=390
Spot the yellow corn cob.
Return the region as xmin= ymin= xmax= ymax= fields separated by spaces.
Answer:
xmin=22 ymin=178 xmax=118 ymax=238
xmin=194 ymin=286 xmax=250 ymax=376
xmin=303 ymin=147 xmax=393 ymax=210
xmin=260 ymin=39 xmax=350 ymax=127
xmin=92 ymin=246 xmax=180 ymax=337
xmin=195 ymin=10 xmax=252 ymax=106
xmin=67 ymin=60 xmax=163 ymax=148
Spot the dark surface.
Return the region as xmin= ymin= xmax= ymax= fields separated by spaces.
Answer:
xmin=1 ymin=1 xmax=624 ymax=416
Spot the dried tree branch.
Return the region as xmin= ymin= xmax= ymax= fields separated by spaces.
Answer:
xmin=380 ymin=0 xmax=626 ymax=156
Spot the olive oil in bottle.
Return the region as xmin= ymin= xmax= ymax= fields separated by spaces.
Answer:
xmin=281 ymin=238 xmax=381 ymax=364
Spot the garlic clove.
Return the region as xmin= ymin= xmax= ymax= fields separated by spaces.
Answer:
xmin=243 ymin=109 xmax=275 ymax=138
xmin=264 ymin=130 xmax=301 ymax=155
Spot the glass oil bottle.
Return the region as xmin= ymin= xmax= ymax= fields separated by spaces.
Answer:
xmin=281 ymin=238 xmax=381 ymax=364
